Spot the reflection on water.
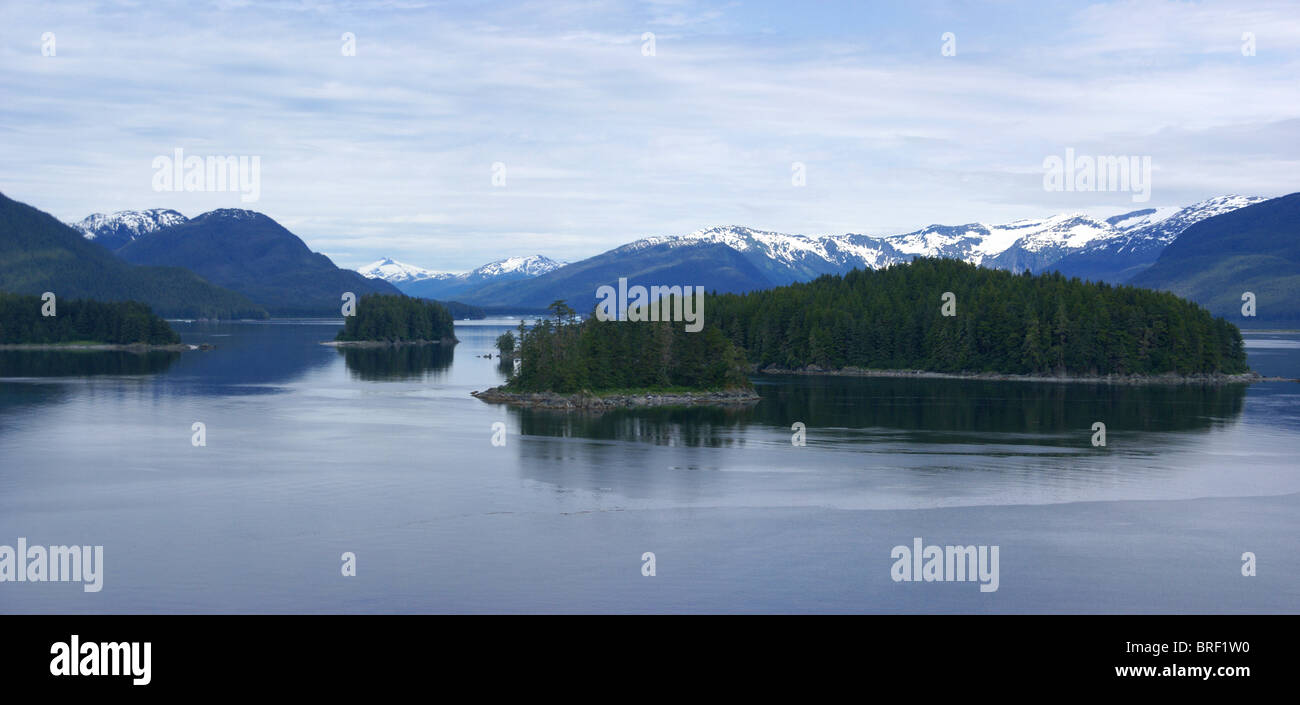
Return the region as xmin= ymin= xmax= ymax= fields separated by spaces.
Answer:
xmin=517 ymin=405 xmax=757 ymax=448
xmin=0 ymin=349 xmax=180 ymax=377
xmin=512 ymin=376 xmax=1248 ymax=446
xmin=339 ymin=343 xmax=455 ymax=381
xmin=156 ymin=320 xmax=339 ymax=395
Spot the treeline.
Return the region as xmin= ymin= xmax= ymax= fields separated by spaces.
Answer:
xmin=0 ymin=293 xmax=180 ymax=345
xmin=505 ymin=301 xmax=751 ymax=393
xmin=709 ymin=258 xmax=1249 ymax=376
xmin=335 ymin=294 xmax=457 ymax=342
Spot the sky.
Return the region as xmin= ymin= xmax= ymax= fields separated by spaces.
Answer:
xmin=1 ymin=0 xmax=1298 ymax=273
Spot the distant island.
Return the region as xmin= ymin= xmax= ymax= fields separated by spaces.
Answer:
xmin=710 ymin=258 xmax=1251 ymax=380
xmin=0 ymin=292 xmax=185 ymax=348
xmin=471 ymin=301 xmax=759 ymax=408
xmin=328 ymin=294 xmax=458 ymax=346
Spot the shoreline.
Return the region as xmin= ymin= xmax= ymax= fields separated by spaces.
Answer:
xmin=322 ymin=338 xmax=458 ymax=348
xmin=754 ymin=364 xmax=1293 ymax=385
xmin=0 ymin=342 xmax=211 ymax=352
xmin=471 ymin=386 xmax=761 ymax=409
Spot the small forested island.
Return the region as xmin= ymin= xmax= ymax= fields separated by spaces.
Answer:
xmin=329 ymin=294 xmax=458 ymax=346
xmin=471 ymin=301 xmax=759 ymax=409
xmin=0 ymin=292 xmax=184 ymax=348
xmin=711 ymin=258 xmax=1253 ymax=381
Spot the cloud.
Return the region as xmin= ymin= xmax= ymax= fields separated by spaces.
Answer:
xmin=0 ymin=0 xmax=1296 ymax=271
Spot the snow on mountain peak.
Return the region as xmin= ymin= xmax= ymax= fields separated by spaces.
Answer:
xmin=470 ymin=254 xmax=564 ymax=278
xmin=613 ymin=195 xmax=1261 ymax=277
xmin=358 ymin=254 xmax=565 ymax=285
xmin=72 ymin=209 xmax=188 ymax=241
xmin=358 ymin=257 xmax=454 ymax=283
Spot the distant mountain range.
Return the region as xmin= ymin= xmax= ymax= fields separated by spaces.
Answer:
xmin=356 ymin=194 xmax=1270 ymax=312
xmin=3 ymin=190 xmax=1285 ymax=323
xmin=360 ymin=255 xmax=566 ymax=301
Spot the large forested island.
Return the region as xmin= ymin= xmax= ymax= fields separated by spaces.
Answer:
xmin=475 ymin=259 xmax=1255 ymax=408
xmin=472 ymin=301 xmax=758 ymax=408
xmin=332 ymin=294 xmax=458 ymax=345
xmin=711 ymin=258 xmax=1251 ymax=379
xmin=0 ymin=292 xmax=182 ymax=347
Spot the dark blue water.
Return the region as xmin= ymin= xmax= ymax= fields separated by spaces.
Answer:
xmin=1 ymin=323 xmax=1297 ymax=613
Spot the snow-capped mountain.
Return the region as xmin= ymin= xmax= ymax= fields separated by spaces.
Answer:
xmin=876 ymin=213 xmax=1121 ymax=272
xmin=72 ymin=209 xmax=189 ymax=251
xmin=618 ymin=226 xmax=863 ymax=284
xmin=1101 ymin=195 xmax=1264 ymax=254
xmin=359 ymin=257 xmax=454 ymax=284
xmin=469 ymin=254 xmax=564 ymax=279
xmin=1051 ymin=195 xmax=1267 ymax=283
xmin=615 ymin=213 xmax=1126 ymax=284
xmin=376 ymin=254 xmax=567 ymax=300
xmin=361 ymin=254 xmax=565 ymax=288
xmin=604 ymin=196 xmax=1261 ymax=288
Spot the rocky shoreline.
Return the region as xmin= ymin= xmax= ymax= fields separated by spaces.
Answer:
xmin=471 ymin=386 xmax=761 ymax=409
xmin=322 ymin=337 xmax=457 ymax=348
xmin=754 ymin=364 xmax=1290 ymax=385
xmin=0 ymin=342 xmax=213 ymax=352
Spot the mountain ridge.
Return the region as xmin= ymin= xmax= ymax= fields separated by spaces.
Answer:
xmin=0 ymin=193 xmax=267 ymax=319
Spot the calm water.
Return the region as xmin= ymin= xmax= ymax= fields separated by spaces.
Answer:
xmin=1 ymin=322 xmax=1298 ymax=613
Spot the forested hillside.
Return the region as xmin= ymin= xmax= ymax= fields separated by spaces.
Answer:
xmin=1130 ymin=193 xmax=1300 ymax=327
xmin=116 ymin=208 xmax=399 ymax=316
xmin=0 ymin=192 xmax=267 ymax=319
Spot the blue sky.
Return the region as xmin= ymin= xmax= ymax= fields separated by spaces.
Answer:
xmin=1 ymin=0 xmax=1297 ymax=271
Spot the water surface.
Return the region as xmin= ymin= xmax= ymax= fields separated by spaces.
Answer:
xmin=1 ymin=322 xmax=1296 ymax=613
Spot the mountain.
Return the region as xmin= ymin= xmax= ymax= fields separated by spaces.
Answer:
xmin=1130 ymin=193 xmax=1300 ymax=326
xmin=72 ymin=209 xmax=189 ymax=251
xmin=0 ymin=193 xmax=266 ymax=319
xmin=880 ymin=214 xmax=1121 ymax=273
xmin=471 ymin=254 xmax=566 ymax=279
xmin=1050 ymin=196 xmax=1266 ymax=283
xmin=357 ymin=257 xmax=449 ymax=284
xmin=453 ymin=219 xmax=1126 ymax=308
xmin=116 ymin=209 xmax=399 ymax=316
xmin=462 ymin=240 xmax=775 ymax=310
xmin=624 ymin=226 xmax=892 ymax=285
xmin=448 ymin=196 xmax=1262 ymax=308
xmin=392 ymin=254 xmax=565 ymax=300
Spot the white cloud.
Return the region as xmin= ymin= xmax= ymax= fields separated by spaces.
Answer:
xmin=0 ymin=0 xmax=1296 ymax=271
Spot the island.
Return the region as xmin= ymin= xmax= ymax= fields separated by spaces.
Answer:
xmin=474 ymin=259 xmax=1270 ymax=409
xmin=0 ymin=292 xmax=189 ymax=349
xmin=326 ymin=294 xmax=459 ymax=347
xmin=471 ymin=301 xmax=759 ymax=408
xmin=709 ymin=258 xmax=1253 ymax=382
